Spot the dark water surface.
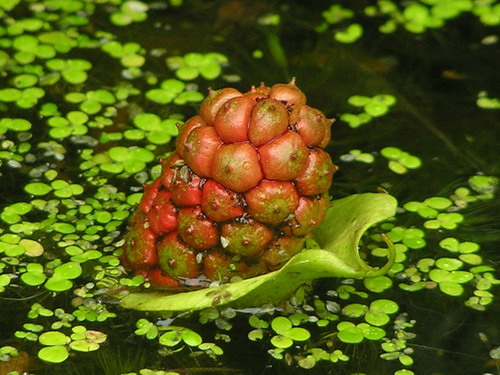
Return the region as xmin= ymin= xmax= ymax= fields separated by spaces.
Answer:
xmin=1 ymin=1 xmax=499 ymax=375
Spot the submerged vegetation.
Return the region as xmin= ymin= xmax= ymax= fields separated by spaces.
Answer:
xmin=0 ymin=0 xmax=499 ymax=374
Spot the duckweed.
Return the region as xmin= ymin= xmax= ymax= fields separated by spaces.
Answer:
xmin=166 ymin=52 xmax=229 ymax=81
xmin=341 ymin=94 xmax=397 ymax=128
xmin=0 ymin=1 xmax=497 ymax=374
xmin=380 ymin=147 xmax=422 ymax=174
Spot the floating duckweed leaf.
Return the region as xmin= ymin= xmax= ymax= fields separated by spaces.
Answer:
xmin=37 ymin=345 xmax=69 ymax=363
xmin=0 ymin=87 xmax=45 ymax=109
xmin=370 ymin=299 xmax=399 ymax=314
xmin=387 ymin=226 xmax=426 ymax=249
xmin=38 ymin=31 xmax=78 ymax=52
xmin=174 ymin=91 xmax=205 ymax=105
xmin=271 ymin=335 xmax=293 ymax=348
xmin=361 ymin=324 xmax=386 ymax=340
xmin=0 ymin=234 xmax=20 ymax=246
xmin=337 ymin=322 xmax=364 ymax=343
xmin=0 ymin=88 xmax=22 ymax=102
xmin=0 ymin=274 xmax=12 ymax=291
xmin=110 ymin=0 xmax=149 ymax=26
xmin=342 ymin=303 xmax=368 ymax=318
xmin=102 ymin=146 xmax=155 ymax=174
xmin=477 ymin=91 xmax=500 ymax=109
xmin=438 ymin=282 xmax=464 ymax=296
xmin=132 ymin=113 xmax=180 ymax=144
xmin=364 ymin=310 xmax=390 ymax=326
xmin=381 ymin=147 xmax=421 ymax=174
xmin=46 ymin=58 xmax=92 ymax=84
xmin=3 ymin=242 xmax=24 ymax=257
xmin=343 ymin=94 xmax=396 ymax=126
xmin=271 ymin=317 xmax=292 ymax=334
xmin=69 ymin=327 xmax=106 ymax=352
xmin=424 ymin=212 xmax=464 ymax=230
xmin=403 ymin=201 xmax=437 ymax=218
xmin=0 ymin=118 xmax=32 ymax=134
xmin=271 ymin=324 xmax=311 ymax=347
xmin=1 ymin=202 xmax=33 ymax=224
xmin=39 ymin=331 xmax=70 ymax=346
xmin=468 ymin=175 xmax=498 ymax=194
xmin=21 ymin=263 xmax=46 ymax=286
xmin=13 ymin=73 xmax=38 ymax=88
xmin=159 ymin=330 xmax=182 ymax=347
xmin=423 ymin=197 xmax=452 ymax=210
xmin=54 ymin=262 xmax=82 ymax=279
xmin=348 ymin=95 xmax=371 ymax=107
xmin=339 ymin=149 xmax=375 ymax=163
xmin=53 ymin=222 xmax=76 ymax=234
xmin=363 ymin=275 xmax=392 ymax=293
xmin=435 ymin=257 xmax=463 ymax=271
xmin=135 ymin=318 xmax=159 ymax=339
xmin=47 ymin=111 xmax=89 ymax=139
xmin=167 ymin=52 xmax=228 ymax=81
xmin=335 ymin=23 xmax=363 ymax=43
xmin=146 ymin=78 xmax=203 ymax=105
xmin=19 ymin=239 xmax=44 ymax=257
xmin=66 ymin=89 xmax=116 ymax=115
xmin=38 ymin=103 xmax=61 ymax=117
xmin=340 ymin=113 xmax=372 ymax=128
xmin=322 ymin=4 xmax=354 ymax=24
xmin=53 ymin=182 xmax=84 ymax=198
xmin=25 ymin=182 xmax=53 ymax=196
xmin=181 ymin=328 xmax=203 ymax=347
xmin=44 ymin=277 xmax=74 ymax=292
xmin=459 ymin=254 xmax=483 ymax=265
xmin=395 ymin=370 xmax=415 ymax=375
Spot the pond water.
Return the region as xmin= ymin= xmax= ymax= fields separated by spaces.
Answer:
xmin=0 ymin=1 xmax=499 ymax=375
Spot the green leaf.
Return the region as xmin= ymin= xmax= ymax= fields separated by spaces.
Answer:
xmin=271 ymin=317 xmax=292 ymax=334
xmin=271 ymin=335 xmax=293 ymax=348
xmin=38 ymin=345 xmax=69 ymax=363
xmin=120 ymin=193 xmax=397 ymax=311
xmin=181 ymin=328 xmax=202 ymax=346
xmin=38 ymin=331 xmax=70 ymax=346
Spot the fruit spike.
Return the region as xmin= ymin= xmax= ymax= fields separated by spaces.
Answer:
xmin=122 ymin=80 xmax=338 ymax=288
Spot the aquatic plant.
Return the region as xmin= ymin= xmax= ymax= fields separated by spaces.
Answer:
xmin=0 ymin=1 xmax=498 ymax=375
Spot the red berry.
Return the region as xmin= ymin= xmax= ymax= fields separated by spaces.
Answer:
xmin=295 ymin=149 xmax=338 ymax=196
xmin=261 ymin=236 xmax=305 ymax=269
xmin=157 ymin=232 xmax=199 ymax=278
xmin=122 ymin=212 xmax=158 ymax=268
xmin=159 ymin=153 xmax=184 ymax=190
xmin=201 ymin=180 xmax=244 ymax=222
xmin=177 ymin=207 xmax=219 ymax=250
xmin=221 ymin=221 xmax=273 ymax=257
xmin=245 ymin=180 xmax=300 ymax=225
xmin=214 ymin=95 xmax=256 ymax=143
xmin=203 ymin=250 xmax=248 ymax=282
xmin=269 ymin=79 xmax=306 ymax=124
xmin=170 ymin=166 xmax=203 ymax=207
xmin=147 ymin=268 xmax=181 ymax=288
xmin=139 ymin=178 xmax=161 ymax=214
xmin=176 ymin=115 xmax=206 ymax=158
xmin=248 ymin=98 xmax=289 ymax=146
xmin=212 ymin=143 xmax=263 ymax=193
xmin=284 ymin=195 xmax=329 ymax=237
xmin=148 ymin=190 xmax=178 ymax=236
xmin=259 ymin=130 xmax=309 ymax=180
xmin=200 ymin=88 xmax=242 ymax=125
xmin=183 ymin=125 xmax=222 ymax=178
xmin=123 ymin=81 xmax=337 ymax=288
xmin=295 ymin=105 xmax=327 ymax=147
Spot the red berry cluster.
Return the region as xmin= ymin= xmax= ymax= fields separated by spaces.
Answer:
xmin=122 ymin=80 xmax=338 ymax=288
